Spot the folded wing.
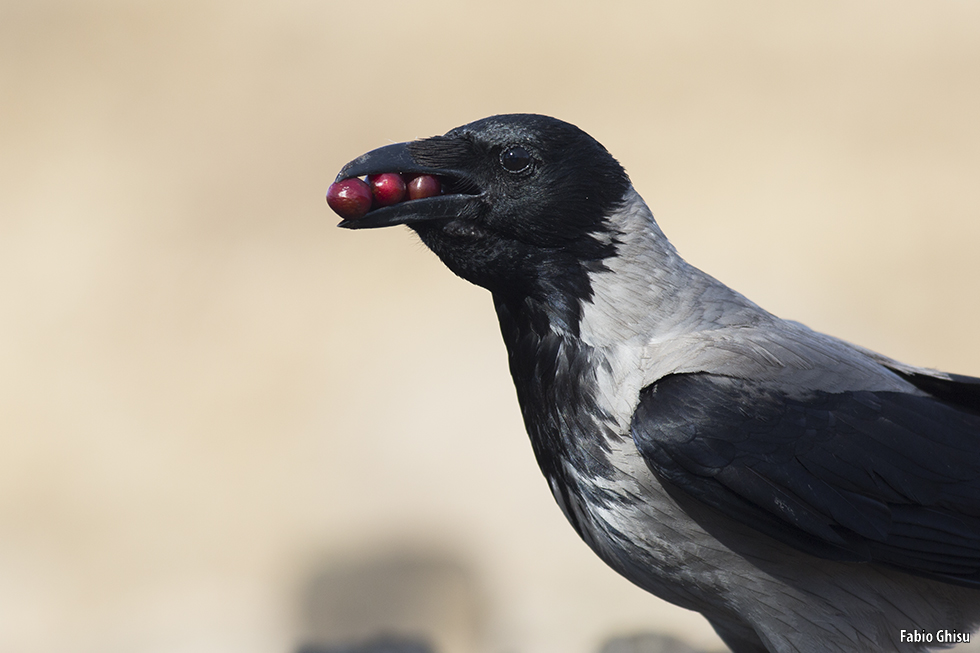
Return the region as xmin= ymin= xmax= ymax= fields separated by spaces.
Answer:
xmin=630 ymin=371 xmax=980 ymax=586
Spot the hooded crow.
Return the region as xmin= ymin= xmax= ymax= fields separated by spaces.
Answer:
xmin=332 ymin=114 xmax=980 ymax=653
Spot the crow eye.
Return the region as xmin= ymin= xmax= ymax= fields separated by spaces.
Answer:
xmin=500 ymin=145 xmax=532 ymax=173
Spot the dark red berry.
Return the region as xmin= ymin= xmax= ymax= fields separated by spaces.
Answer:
xmin=369 ymin=173 xmax=407 ymax=207
xmin=406 ymin=175 xmax=441 ymax=200
xmin=327 ymin=178 xmax=372 ymax=220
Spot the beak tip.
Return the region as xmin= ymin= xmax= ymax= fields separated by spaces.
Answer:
xmin=334 ymin=166 xmax=357 ymax=184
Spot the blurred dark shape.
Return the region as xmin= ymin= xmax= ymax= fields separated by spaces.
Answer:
xmin=599 ymin=632 xmax=717 ymax=653
xmin=297 ymin=634 xmax=435 ymax=653
xmin=297 ymin=547 xmax=482 ymax=653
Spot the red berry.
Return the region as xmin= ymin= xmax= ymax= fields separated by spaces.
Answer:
xmin=327 ymin=178 xmax=372 ymax=220
xmin=406 ymin=175 xmax=441 ymax=200
xmin=369 ymin=173 xmax=407 ymax=207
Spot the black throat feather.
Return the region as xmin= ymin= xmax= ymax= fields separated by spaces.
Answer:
xmin=493 ymin=282 xmax=623 ymax=539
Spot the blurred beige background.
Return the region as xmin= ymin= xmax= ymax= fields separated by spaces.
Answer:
xmin=2 ymin=2 xmax=980 ymax=652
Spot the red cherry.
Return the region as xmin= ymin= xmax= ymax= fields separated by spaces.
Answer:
xmin=406 ymin=175 xmax=441 ymax=200
xmin=368 ymin=173 xmax=407 ymax=207
xmin=327 ymin=178 xmax=372 ymax=220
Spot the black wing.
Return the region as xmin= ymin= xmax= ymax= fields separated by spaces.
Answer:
xmin=630 ymin=372 xmax=980 ymax=586
xmin=887 ymin=365 xmax=980 ymax=414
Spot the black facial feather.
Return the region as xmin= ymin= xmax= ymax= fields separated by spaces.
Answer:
xmin=406 ymin=134 xmax=476 ymax=168
xmin=405 ymin=114 xmax=630 ymax=335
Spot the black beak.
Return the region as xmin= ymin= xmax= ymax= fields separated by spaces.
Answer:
xmin=333 ymin=141 xmax=482 ymax=230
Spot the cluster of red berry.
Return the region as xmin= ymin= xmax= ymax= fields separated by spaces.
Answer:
xmin=327 ymin=173 xmax=442 ymax=220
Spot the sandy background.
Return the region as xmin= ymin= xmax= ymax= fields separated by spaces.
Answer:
xmin=3 ymin=2 xmax=980 ymax=652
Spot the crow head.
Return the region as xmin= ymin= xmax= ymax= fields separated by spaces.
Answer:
xmin=334 ymin=114 xmax=631 ymax=307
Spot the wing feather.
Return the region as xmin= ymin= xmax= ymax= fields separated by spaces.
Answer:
xmin=630 ymin=372 xmax=980 ymax=586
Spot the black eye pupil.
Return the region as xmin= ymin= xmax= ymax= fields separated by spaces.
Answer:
xmin=500 ymin=146 xmax=532 ymax=173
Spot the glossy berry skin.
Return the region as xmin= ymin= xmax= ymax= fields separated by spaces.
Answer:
xmin=326 ymin=178 xmax=372 ymax=220
xmin=406 ymin=175 xmax=441 ymax=200
xmin=368 ymin=173 xmax=407 ymax=207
